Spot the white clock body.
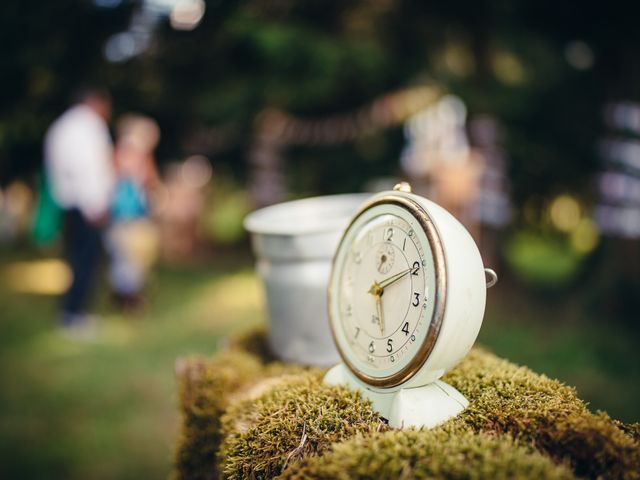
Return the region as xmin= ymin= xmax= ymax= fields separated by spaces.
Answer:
xmin=325 ymin=185 xmax=492 ymax=428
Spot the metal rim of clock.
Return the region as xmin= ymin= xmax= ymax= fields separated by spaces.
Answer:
xmin=328 ymin=193 xmax=447 ymax=389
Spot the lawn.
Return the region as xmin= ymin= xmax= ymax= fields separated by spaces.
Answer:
xmin=0 ymin=251 xmax=261 ymax=479
xmin=0 ymin=248 xmax=637 ymax=479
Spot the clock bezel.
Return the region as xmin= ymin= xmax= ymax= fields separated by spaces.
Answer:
xmin=328 ymin=193 xmax=447 ymax=389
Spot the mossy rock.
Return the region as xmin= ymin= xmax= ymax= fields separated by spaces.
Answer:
xmin=444 ymin=348 xmax=640 ymax=479
xmin=218 ymin=374 xmax=388 ymax=479
xmin=173 ymin=328 xmax=640 ymax=480
xmin=173 ymin=350 xmax=264 ymax=480
xmin=281 ymin=430 xmax=575 ymax=480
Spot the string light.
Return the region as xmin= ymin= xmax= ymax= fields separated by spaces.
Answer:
xmin=248 ymin=86 xmax=442 ymax=206
xmin=254 ymin=86 xmax=441 ymax=146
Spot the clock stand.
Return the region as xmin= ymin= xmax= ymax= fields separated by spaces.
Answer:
xmin=324 ymin=363 xmax=468 ymax=429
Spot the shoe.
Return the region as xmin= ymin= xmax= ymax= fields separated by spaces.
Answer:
xmin=58 ymin=312 xmax=99 ymax=342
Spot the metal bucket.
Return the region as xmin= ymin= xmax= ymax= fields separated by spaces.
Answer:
xmin=244 ymin=193 xmax=371 ymax=366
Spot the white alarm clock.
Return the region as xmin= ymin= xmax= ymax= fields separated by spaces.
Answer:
xmin=324 ymin=182 xmax=497 ymax=428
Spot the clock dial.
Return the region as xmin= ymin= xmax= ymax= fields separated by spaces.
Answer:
xmin=330 ymin=202 xmax=438 ymax=383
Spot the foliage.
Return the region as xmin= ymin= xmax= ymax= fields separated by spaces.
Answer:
xmin=504 ymin=230 xmax=584 ymax=287
xmin=0 ymin=0 xmax=131 ymax=181
xmin=202 ymin=175 xmax=251 ymax=245
xmin=3 ymin=0 xmax=640 ymax=203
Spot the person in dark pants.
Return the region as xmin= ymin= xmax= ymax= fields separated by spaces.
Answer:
xmin=44 ymin=89 xmax=115 ymax=331
xmin=61 ymin=208 xmax=104 ymax=325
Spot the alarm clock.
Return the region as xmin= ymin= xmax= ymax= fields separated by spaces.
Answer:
xmin=324 ymin=182 xmax=497 ymax=428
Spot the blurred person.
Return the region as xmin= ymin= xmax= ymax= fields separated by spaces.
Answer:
xmin=159 ymin=157 xmax=210 ymax=261
xmin=44 ymin=88 xmax=115 ymax=331
xmin=106 ymin=114 xmax=161 ymax=310
xmin=401 ymin=95 xmax=483 ymax=240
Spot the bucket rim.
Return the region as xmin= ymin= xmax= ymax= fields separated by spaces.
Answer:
xmin=244 ymin=193 xmax=371 ymax=236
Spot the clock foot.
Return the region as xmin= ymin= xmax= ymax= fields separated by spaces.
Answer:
xmin=387 ymin=381 xmax=468 ymax=429
xmin=324 ymin=364 xmax=468 ymax=429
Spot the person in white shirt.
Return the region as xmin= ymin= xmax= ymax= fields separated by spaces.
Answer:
xmin=44 ymin=89 xmax=115 ymax=327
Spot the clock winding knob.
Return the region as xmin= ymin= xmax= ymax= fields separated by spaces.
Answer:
xmin=393 ymin=182 xmax=412 ymax=193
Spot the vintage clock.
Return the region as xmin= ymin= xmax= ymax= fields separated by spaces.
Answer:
xmin=325 ymin=182 xmax=497 ymax=428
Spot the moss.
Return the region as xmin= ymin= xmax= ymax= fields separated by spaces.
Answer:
xmin=174 ymin=328 xmax=640 ymax=480
xmin=613 ymin=420 xmax=640 ymax=443
xmin=217 ymin=374 xmax=388 ymax=479
xmin=444 ymin=348 xmax=640 ymax=479
xmin=172 ymin=350 xmax=265 ymax=480
xmin=281 ymin=429 xmax=576 ymax=480
xmin=227 ymin=325 xmax=276 ymax=363
xmin=172 ymin=334 xmax=320 ymax=480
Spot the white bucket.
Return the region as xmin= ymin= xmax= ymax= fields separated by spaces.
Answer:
xmin=244 ymin=194 xmax=371 ymax=366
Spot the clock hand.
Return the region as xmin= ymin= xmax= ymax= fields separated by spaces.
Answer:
xmin=378 ymin=268 xmax=412 ymax=291
xmin=375 ymin=295 xmax=385 ymax=335
xmin=367 ymin=268 xmax=412 ymax=297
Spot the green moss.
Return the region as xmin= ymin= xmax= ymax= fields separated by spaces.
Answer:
xmin=281 ymin=429 xmax=576 ymax=480
xmin=613 ymin=420 xmax=640 ymax=443
xmin=444 ymin=348 xmax=640 ymax=479
xmin=217 ymin=374 xmax=388 ymax=479
xmin=173 ymin=328 xmax=640 ymax=480
xmin=227 ymin=325 xmax=276 ymax=363
xmin=172 ymin=333 xmax=320 ymax=480
xmin=172 ymin=350 xmax=265 ymax=480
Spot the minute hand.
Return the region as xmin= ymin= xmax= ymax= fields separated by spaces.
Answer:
xmin=378 ymin=268 xmax=412 ymax=291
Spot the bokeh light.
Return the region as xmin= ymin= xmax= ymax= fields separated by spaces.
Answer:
xmin=491 ymin=50 xmax=526 ymax=86
xmin=4 ymin=259 xmax=72 ymax=295
xmin=181 ymin=155 xmax=212 ymax=189
xmin=565 ymin=40 xmax=595 ymax=70
xmin=570 ymin=217 xmax=600 ymax=253
xmin=170 ymin=0 xmax=205 ymax=31
xmin=549 ymin=194 xmax=582 ymax=232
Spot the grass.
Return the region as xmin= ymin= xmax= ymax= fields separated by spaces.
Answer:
xmin=479 ymin=277 xmax=640 ymax=423
xmin=0 ymin=250 xmax=261 ymax=480
xmin=0 ymin=247 xmax=638 ymax=479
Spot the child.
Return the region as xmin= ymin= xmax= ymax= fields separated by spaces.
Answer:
xmin=106 ymin=114 xmax=161 ymax=310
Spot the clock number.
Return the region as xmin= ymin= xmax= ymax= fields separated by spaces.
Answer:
xmin=345 ymin=304 xmax=352 ymax=316
xmin=412 ymin=292 xmax=420 ymax=307
xmin=402 ymin=321 xmax=409 ymax=336
xmin=386 ymin=338 xmax=393 ymax=353
xmin=385 ymin=228 xmax=393 ymax=242
xmin=411 ymin=261 xmax=420 ymax=275
xmin=355 ymin=326 xmax=360 ymax=338
xmin=402 ymin=238 xmax=407 ymax=251
xmin=368 ymin=341 xmax=375 ymax=353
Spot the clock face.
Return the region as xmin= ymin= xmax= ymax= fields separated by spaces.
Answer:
xmin=329 ymin=199 xmax=441 ymax=387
